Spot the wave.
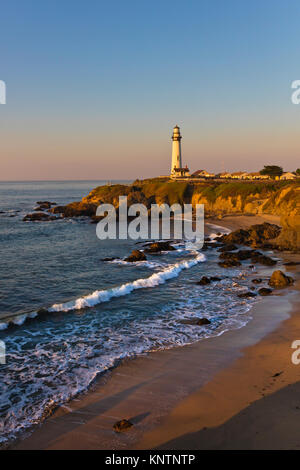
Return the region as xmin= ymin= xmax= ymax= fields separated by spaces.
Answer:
xmin=49 ymin=252 xmax=206 ymax=313
xmin=107 ymin=259 xmax=163 ymax=269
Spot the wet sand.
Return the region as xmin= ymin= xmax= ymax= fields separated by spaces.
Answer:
xmin=12 ymin=214 xmax=300 ymax=450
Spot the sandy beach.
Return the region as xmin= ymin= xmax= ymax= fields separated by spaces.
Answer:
xmin=11 ymin=214 xmax=300 ymax=450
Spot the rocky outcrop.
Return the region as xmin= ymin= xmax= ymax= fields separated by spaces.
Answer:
xmin=34 ymin=201 xmax=57 ymax=210
xmin=218 ymin=244 xmax=238 ymax=252
xmin=23 ymin=212 xmax=57 ymax=221
xmin=124 ymin=250 xmax=147 ymax=262
xmin=268 ymin=270 xmax=294 ymax=288
xmin=144 ymin=241 xmax=176 ymax=253
xmin=273 ymin=214 xmax=300 ymax=252
xmin=219 ymin=223 xmax=281 ymax=248
xmin=50 ymin=202 xmax=97 ymax=217
xmin=37 ymin=179 xmax=299 ymax=251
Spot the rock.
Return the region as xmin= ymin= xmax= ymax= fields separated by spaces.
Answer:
xmin=113 ymin=419 xmax=133 ymax=432
xmin=219 ymin=252 xmax=241 ymax=262
xmin=37 ymin=308 xmax=49 ymax=315
xmin=273 ymin=214 xmax=300 ymax=252
xmin=219 ymin=228 xmax=250 ymax=245
xmin=218 ymin=260 xmax=241 ymax=268
xmin=125 ymin=250 xmax=147 ymax=262
xmin=210 ymin=276 xmax=222 ymax=282
xmin=218 ymin=244 xmax=238 ymax=252
xmin=238 ymin=291 xmax=257 ymax=298
xmin=23 ymin=212 xmax=53 ymax=221
xmin=101 ymin=257 xmax=120 ymax=261
xmin=34 ymin=203 xmax=51 ymax=210
xmin=144 ymin=241 xmax=176 ymax=253
xmin=258 ymin=288 xmax=273 ymax=296
xmin=268 ymin=270 xmax=294 ymax=288
xmin=251 ymin=253 xmax=277 ymax=266
xmin=50 ymin=202 xmax=97 ymax=217
xmin=252 ymin=278 xmax=263 ymax=284
xmin=236 ymin=250 xmax=254 ymax=261
xmin=197 ymin=276 xmax=211 ymax=285
xmin=180 ymin=317 xmax=211 ymax=326
xmin=220 ymin=223 xmax=281 ymax=248
xmin=36 ymin=201 xmax=57 ymax=206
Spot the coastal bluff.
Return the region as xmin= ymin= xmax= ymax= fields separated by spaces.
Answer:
xmin=50 ymin=179 xmax=300 ymax=251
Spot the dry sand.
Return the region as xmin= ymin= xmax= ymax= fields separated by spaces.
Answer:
xmin=12 ymin=215 xmax=300 ymax=450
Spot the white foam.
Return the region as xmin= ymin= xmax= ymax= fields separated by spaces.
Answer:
xmin=49 ymin=252 xmax=206 ymax=313
xmin=108 ymin=259 xmax=163 ymax=269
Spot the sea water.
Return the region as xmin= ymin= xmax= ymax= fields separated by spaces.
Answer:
xmin=0 ymin=181 xmax=260 ymax=445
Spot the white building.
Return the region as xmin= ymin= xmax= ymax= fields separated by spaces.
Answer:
xmin=170 ymin=125 xmax=190 ymax=178
xmin=280 ymin=172 xmax=297 ymax=180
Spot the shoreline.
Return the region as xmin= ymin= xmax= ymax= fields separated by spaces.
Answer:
xmin=10 ymin=213 xmax=300 ymax=450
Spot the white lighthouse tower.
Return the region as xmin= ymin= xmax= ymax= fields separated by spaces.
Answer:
xmin=170 ymin=125 xmax=190 ymax=178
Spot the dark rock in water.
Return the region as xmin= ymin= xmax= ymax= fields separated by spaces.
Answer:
xmin=252 ymin=278 xmax=263 ymax=284
xmin=37 ymin=308 xmax=48 ymax=315
xmin=197 ymin=276 xmax=211 ymax=285
xmin=36 ymin=201 xmax=57 ymax=206
xmin=210 ymin=276 xmax=222 ymax=282
xmin=23 ymin=212 xmax=56 ymax=221
xmin=219 ymin=260 xmax=242 ymax=268
xmin=101 ymin=257 xmax=120 ymax=262
xmin=180 ymin=317 xmax=211 ymax=326
xmin=34 ymin=203 xmax=51 ymax=210
xmin=268 ymin=270 xmax=294 ymax=288
xmin=113 ymin=419 xmax=133 ymax=433
xmin=144 ymin=241 xmax=176 ymax=253
xmin=251 ymin=253 xmax=277 ymax=266
xmin=236 ymin=249 xmax=254 ymax=261
xmin=238 ymin=291 xmax=257 ymax=298
xmin=219 ymin=252 xmax=241 ymax=262
xmin=50 ymin=202 xmax=97 ymax=217
xmin=125 ymin=250 xmax=147 ymax=262
xmin=258 ymin=288 xmax=273 ymax=296
xmin=218 ymin=244 xmax=238 ymax=252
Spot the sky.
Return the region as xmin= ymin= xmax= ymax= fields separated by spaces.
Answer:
xmin=0 ymin=0 xmax=300 ymax=180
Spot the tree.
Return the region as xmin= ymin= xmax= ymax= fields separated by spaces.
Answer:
xmin=259 ymin=165 xmax=283 ymax=178
xmin=296 ymin=169 xmax=300 ymax=176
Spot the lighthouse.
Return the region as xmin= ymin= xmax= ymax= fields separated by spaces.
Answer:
xmin=170 ymin=125 xmax=190 ymax=178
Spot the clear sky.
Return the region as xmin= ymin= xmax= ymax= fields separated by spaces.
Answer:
xmin=0 ymin=0 xmax=300 ymax=180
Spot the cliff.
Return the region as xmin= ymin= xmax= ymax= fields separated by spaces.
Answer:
xmin=52 ymin=179 xmax=300 ymax=251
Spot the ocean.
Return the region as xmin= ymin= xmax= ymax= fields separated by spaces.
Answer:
xmin=0 ymin=181 xmax=260 ymax=445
